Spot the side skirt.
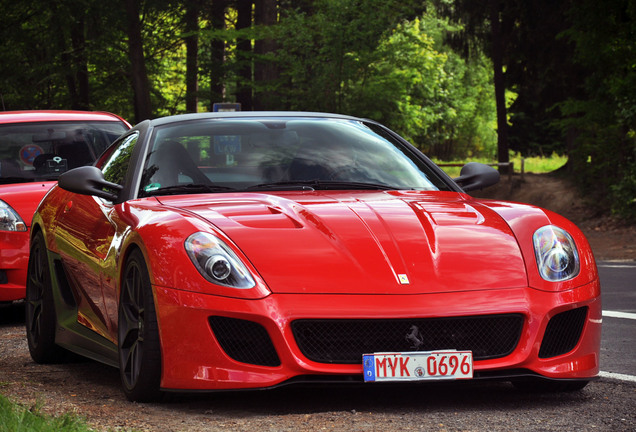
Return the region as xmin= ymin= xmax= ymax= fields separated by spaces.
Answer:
xmin=48 ymin=252 xmax=119 ymax=368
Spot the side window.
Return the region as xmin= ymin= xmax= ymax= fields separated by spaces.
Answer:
xmin=101 ymin=132 xmax=139 ymax=186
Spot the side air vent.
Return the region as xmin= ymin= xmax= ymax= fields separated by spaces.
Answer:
xmin=53 ymin=260 xmax=77 ymax=307
xmin=539 ymin=307 xmax=588 ymax=358
xmin=209 ymin=316 xmax=281 ymax=367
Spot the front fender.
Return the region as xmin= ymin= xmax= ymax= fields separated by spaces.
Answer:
xmin=477 ymin=199 xmax=599 ymax=293
xmin=116 ymin=202 xmax=270 ymax=301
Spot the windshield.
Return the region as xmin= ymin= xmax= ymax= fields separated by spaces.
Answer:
xmin=0 ymin=121 xmax=128 ymax=184
xmin=139 ymin=117 xmax=451 ymax=196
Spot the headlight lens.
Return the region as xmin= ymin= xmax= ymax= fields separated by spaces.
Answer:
xmin=533 ymin=225 xmax=580 ymax=281
xmin=0 ymin=199 xmax=27 ymax=232
xmin=185 ymin=232 xmax=255 ymax=288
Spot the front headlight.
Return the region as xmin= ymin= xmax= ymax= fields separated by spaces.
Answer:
xmin=0 ymin=199 xmax=27 ymax=232
xmin=185 ymin=232 xmax=255 ymax=288
xmin=533 ymin=225 xmax=580 ymax=281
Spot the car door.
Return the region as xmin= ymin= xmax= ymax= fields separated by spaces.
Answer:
xmin=55 ymin=195 xmax=117 ymax=340
xmin=54 ymin=133 xmax=140 ymax=342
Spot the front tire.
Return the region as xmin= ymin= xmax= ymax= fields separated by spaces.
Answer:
xmin=25 ymin=230 xmax=68 ymax=363
xmin=118 ymin=249 xmax=162 ymax=402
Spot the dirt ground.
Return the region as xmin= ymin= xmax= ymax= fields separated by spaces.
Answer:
xmin=0 ymin=172 xmax=634 ymax=432
xmin=472 ymin=172 xmax=636 ymax=261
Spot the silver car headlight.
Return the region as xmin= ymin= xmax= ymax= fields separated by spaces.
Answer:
xmin=533 ymin=225 xmax=580 ymax=281
xmin=0 ymin=199 xmax=27 ymax=232
xmin=185 ymin=232 xmax=255 ymax=288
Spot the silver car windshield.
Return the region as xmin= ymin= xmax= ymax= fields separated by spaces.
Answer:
xmin=139 ymin=117 xmax=450 ymax=195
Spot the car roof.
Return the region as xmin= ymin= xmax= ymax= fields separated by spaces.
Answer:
xmin=0 ymin=110 xmax=128 ymax=125
xmin=145 ymin=111 xmax=367 ymax=127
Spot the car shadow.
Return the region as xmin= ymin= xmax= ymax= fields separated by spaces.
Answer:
xmin=159 ymin=379 xmax=594 ymax=416
xmin=0 ymin=301 xmax=25 ymax=326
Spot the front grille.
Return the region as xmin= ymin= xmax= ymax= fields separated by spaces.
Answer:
xmin=292 ymin=314 xmax=524 ymax=364
xmin=539 ymin=307 xmax=588 ymax=358
xmin=0 ymin=270 xmax=7 ymax=284
xmin=209 ymin=316 xmax=281 ymax=367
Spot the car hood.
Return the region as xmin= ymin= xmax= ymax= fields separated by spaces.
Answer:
xmin=0 ymin=181 xmax=56 ymax=226
xmin=158 ymin=190 xmax=528 ymax=295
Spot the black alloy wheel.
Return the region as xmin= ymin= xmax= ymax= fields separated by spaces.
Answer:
xmin=118 ymin=249 xmax=162 ymax=402
xmin=25 ymin=230 xmax=67 ymax=363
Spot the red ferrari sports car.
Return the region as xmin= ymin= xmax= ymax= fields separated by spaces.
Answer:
xmin=27 ymin=112 xmax=601 ymax=402
xmin=0 ymin=110 xmax=130 ymax=303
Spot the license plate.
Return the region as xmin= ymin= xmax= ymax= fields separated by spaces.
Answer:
xmin=363 ymin=350 xmax=473 ymax=382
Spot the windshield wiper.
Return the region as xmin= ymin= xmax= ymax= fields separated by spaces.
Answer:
xmin=246 ymin=180 xmax=395 ymax=191
xmin=146 ymin=183 xmax=236 ymax=196
xmin=245 ymin=180 xmax=317 ymax=191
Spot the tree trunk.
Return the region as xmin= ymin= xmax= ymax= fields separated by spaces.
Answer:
xmin=70 ymin=15 xmax=90 ymax=110
xmin=207 ymin=0 xmax=227 ymax=109
xmin=490 ymin=1 xmax=510 ymax=173
xmin=185 ymin=0 xmax=200 ymax=113
xmin=52 ymin=2 xmax=79 ymax=110
xmin=235 ymin=0 xmax=253 ymax=110
xmin=57 ymin=33 xmax=78 ymax=109
xmin=125 ymin=0 xmax=152 ymax=122
xmin=253 ymin=0 xmax=279 ymax=110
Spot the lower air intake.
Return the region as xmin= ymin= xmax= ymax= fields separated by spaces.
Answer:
xmin=292 ymin=314 xmax=524 ymax=364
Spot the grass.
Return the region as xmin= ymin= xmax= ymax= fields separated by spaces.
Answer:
xmin=0 ymin=394 xmax=96 ymax=432
xmin=434 ymin=152 xmax=568 ymax=177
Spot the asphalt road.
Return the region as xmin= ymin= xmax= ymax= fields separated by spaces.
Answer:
xmin=597 ymin=261 xmax=636 ymax=381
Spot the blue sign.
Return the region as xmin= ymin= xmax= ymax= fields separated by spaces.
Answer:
xmin=213 ymin=103 xmax=241 ymax=112
xmin=213 ymin=136 xmax=241 ymax=155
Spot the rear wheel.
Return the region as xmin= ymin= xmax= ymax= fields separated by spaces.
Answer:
xmin=25 ymin=230 xmax=68 ymax=363
xmin=118 ymin=249 xmax=162 ymax=402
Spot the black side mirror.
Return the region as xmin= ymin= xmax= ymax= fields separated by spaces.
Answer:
xmin=453 ymin=162 xmax=500 ymax=192
xmin=58 ymin=166 xmax=122 ymax=201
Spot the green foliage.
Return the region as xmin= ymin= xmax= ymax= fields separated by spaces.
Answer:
xmin=273 ymin=0 xmax=403 ymax=113
xmin=0 ymin=0 xmax=69 ymax=109
xmin=512 ymin=152 xmax=567 ymax=174
xmin=0 ymin=394 xmax=95 ymax=432
xmin=0 ymin=0 xmax=187 ymax=120
xmin=274 ymin=4 xmax=497 ymax=160
xmin=558 ymin=0 xmax=636 ymax=220
xmin=1 ymin=0 xmax=632 ymax=220
xmin=500 ymin=0 xmax=581 ymax=158
xmin=610 ymin=159 xmax=636 ymax=220
xmin=434 ymin=151 xmax=566 ymax=177
xmin=363 ymin=17 xmax=497 ymax=160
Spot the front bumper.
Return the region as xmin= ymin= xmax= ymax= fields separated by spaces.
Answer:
xmin=153 ymin=280 xmax=601 ymax=391
xmin=0 ymin=230 xmax=29 ymax=302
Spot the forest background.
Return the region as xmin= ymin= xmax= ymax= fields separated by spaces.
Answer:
xmin=1 ymin=0 xmax=634 ymax=220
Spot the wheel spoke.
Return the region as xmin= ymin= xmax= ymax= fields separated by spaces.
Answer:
xmin=26 ymin=242 xmax=46 ymax=346
xmin=119 ymin=259 xmax=147 ymax=389
xmin=28 ymin=302 xmax=42 ymax=344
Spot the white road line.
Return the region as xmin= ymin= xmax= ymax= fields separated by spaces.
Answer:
xmin=597 ymin=262 xmax=636 ymax=268
xmin=599 ymin=371 xmax=636 ymax=383
xmin=602 ymin=310 xmax=636 ymax=320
